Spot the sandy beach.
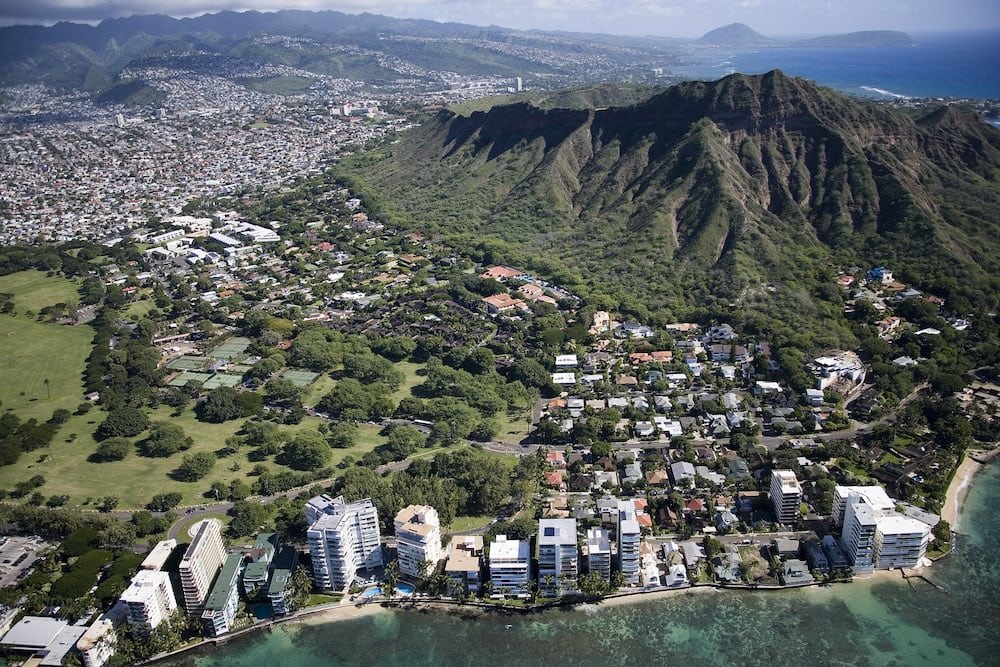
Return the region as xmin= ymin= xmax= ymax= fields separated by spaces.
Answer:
xmin=292 ymin=599 xmax=392 ymax=627
xmin=942 ymin=452 xmax=984 ymax=531
xmin=587 ymin=584 xmax=721 ymax=608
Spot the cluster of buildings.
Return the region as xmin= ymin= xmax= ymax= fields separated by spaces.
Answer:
xmin=300 ymin=479 xmax=930 ymax=602
xmin=0 ymin=76 xmax=397 ymax=246
xmin=3 ymin=520 xmax=301 ymax=667
xmin=304 ymin=496 xmax=669 ymax=599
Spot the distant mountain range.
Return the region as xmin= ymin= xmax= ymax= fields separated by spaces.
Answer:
xmin=0 ymin=11 xmax=916 ymax=97
xmin=696 ymin=23 xmax=914 ymax=48
xmin=341 ymin=71 xmax=999 ymax=318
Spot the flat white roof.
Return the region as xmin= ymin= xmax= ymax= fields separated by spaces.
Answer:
xmin=1 ymin=616 xmax=66 ymax=649
xmin=837 ymin=485 xmax=895 ymax=511
xmin=141 ymin=539 xmax=177 ymax=570
xmin=877 ymin=515 xmax=931 ymax=536
xmin=490 ymin=536 xmax=528 ymax=561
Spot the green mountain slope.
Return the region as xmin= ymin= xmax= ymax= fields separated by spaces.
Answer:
xmin=340 ymin=71 xmax=1000 ymax=322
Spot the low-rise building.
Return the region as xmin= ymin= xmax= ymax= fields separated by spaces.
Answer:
xmin=267 ymin=546 xmax=298 ymax=616
xmin=445 ymin=535 xmax=483 ymax=596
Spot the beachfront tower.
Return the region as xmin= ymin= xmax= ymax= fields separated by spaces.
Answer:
xmin=770 ymin=470 xmax=803 ymax=525
xmin=538 ymin=518 xmax=579 ymax=597
xmin=394 ymin=505 xmax=443 ymax=579
xmin=306 ymin=494 xmax=382 ymax=591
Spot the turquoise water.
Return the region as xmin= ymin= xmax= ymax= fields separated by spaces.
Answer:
xmin=362 ymin=583 xmax=415 ymax=598
xmin=672 ymin=31 xmax=1000 ymax=100
xmin=172 ymin=464 xmax=999 ymax=666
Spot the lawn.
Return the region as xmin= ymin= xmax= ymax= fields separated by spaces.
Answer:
xmin=0 ymin=404 xmax=388 ymax=509
xmin=444 ymin=514 xmax=494 ymax=533
xmin=496 ymin=406 xmax=531 ymax=445
xmin=0 ymin=271 xmax=91 ymax=423
xmin=123 ymin=296 xmax=156 ymax=320
xmin=390 ymin=361 xmax=425 ymax=403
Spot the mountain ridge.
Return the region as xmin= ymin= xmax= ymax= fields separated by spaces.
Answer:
xmin=339 ymin=70 xmax=1000 ymax=320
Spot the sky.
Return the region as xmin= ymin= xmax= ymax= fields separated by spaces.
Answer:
xmin=0 ymin=0 xmax=998 ymax=37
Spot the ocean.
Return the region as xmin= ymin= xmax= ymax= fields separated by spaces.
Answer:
xmin=668 ymin=30 xmax=1000 ymax=101
xmin=171 ymin=463 xmax=1000 ymax=667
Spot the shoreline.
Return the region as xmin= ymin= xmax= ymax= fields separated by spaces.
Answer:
xmin=941 ymin=450 xmax=988 ymax=531
xmin=149 ymin=451 xmax=998 ymax=665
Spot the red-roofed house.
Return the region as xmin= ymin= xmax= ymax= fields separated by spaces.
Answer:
xmin=544 ymin=471 xmax=565 ymax=489
xmin=685 ymin=498 xmax=705 ymax=514
xmin=481 ymin=266 xmax=523 ymax=282
xmin=483 ymin=293 xmax=527 ymax=314
xmin=547 ymin=451 xmax=566 ymax=468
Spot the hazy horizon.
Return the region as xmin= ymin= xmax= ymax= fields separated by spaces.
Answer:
xmin=1 ymin=0 xmax=998 ymax=38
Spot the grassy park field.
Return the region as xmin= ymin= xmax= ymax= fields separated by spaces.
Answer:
xmin=0 ymin=269 xmax=524 ymax=512
xmin=0 ymin=401 xmax=388 ymax=508
xmin=0 ymin=271 xmax=91 ymax=423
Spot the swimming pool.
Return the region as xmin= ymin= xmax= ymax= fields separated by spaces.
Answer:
xmin=361 ymin=582 xmax=415 ymax=598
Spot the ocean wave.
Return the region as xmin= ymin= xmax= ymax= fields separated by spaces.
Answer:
xmin=859 ymin=85 xmax=911 ymax=99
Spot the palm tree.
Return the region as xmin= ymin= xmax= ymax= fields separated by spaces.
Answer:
xmin=383 ymin=560 xmax=399 ymax=598
xmin=44 ymin=378 xmax=50 ymax=400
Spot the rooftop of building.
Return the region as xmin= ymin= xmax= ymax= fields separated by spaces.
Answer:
xmin=836 ymin=485 xmax=894 ymax=511
xmin=141 ymin=539 xmax=177 ymax=571
xmin=181 ymin=519 xmax=221 ymax=563
xmin=490 ymin=535 xmax=529 ymax=562
xmin=203 ymin=553 xmax=244 ymax=613
xmin=120 ymin=569 xmax=172 ymax=603
xmin=268 ymin=545 xmax=298 ymax=597
xmin=538 ymin=518 xmax=577 ymax=546
xmin=772 ymin=470 xmax=802 ymax=492
xmin=446 ymin=535 xmax=483 ymax=572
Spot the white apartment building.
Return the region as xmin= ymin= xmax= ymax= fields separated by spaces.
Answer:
xmin=307 ymin=494 xmax=382 ymax=590
xmin=538 ymin=518 xmax=579 ymax=597
xmin=837 ymin=486 xmax=932 ymax=572
xmin=179 ymin=520 xmax=227 ymax=615
xmin=770 ymin=470 xmax=803 ymax=525
xmin=394 ymin=505 xmax=442 ymax=579
xmin=488 ymin=535 xmax=530 ymax=598
xmin=120 ymin=570 xmax=177 ymax=632
xmin=586 ymin=527 xmax=612 ymax=582
xmin=617 ymin=501 xmax=641 ymax=586
xmin=76 ymin=616 xmax=116 ymax=667
xmin=445 ymin=535 xmax=483 ymax=596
